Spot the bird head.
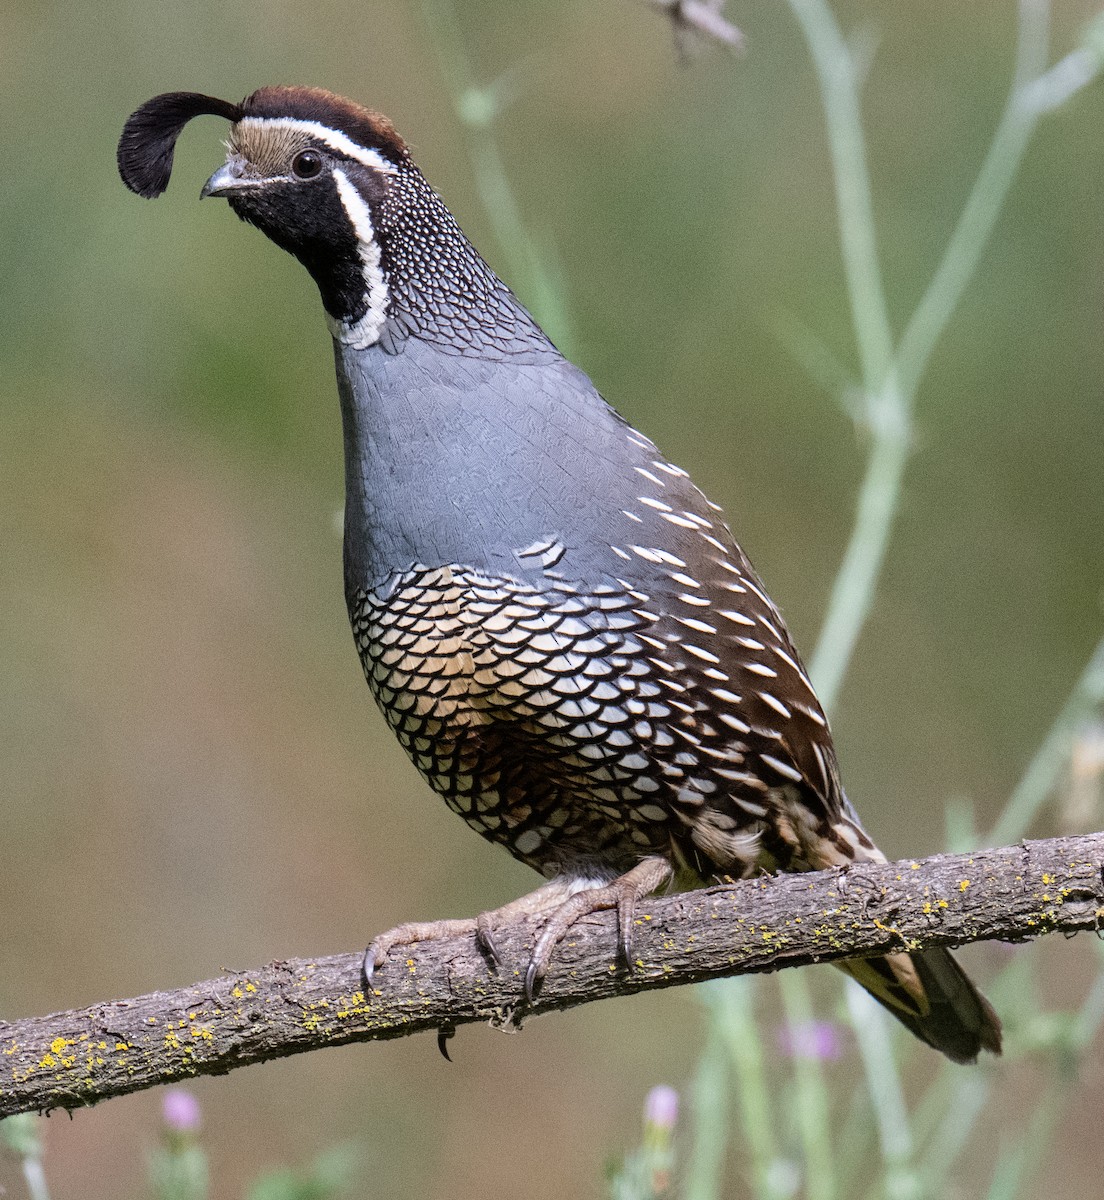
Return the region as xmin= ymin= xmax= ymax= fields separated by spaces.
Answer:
xmin=117 ymin=86 xmax=411 ymax=347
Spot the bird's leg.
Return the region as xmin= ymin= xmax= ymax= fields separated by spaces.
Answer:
xmin=524 ymin=856 xmax=673 ymax=1001
xmin=363 ymin=858 xmax=673 ymax=996
xmin=364 ymin=876 xmax=595 ymax=985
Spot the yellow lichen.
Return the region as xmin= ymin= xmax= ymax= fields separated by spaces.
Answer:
xmin=335 ymin=1003 xmax=370 ymax=1019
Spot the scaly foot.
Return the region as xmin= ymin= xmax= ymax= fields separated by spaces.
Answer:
xmin=363 ymin=856 xmax=673 ymax=998
xmin=523 ymin=857 xmax=672 ymax=999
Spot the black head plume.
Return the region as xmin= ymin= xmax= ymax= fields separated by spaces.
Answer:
xmin=118 ymin=92 xmax=243 ymax=198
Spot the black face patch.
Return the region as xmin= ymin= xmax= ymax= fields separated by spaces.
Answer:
xmin=228 ymin=172 xmax=370 ymax=326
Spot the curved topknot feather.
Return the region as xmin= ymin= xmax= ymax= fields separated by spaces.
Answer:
xmin=117 ymin=92 xmax=243 ymax=198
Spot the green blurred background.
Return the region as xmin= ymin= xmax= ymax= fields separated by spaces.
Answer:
xmin=3 ymin=0 xmax=1104 ymax=1195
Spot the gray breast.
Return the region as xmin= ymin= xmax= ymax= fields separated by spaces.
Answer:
xmin=334 ymin=336 xmax=691 ymax=596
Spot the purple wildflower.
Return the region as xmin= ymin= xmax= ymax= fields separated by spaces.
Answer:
xmin=777 ymin=1020 xmax=844 ymax=1062
xmin=644 ymin=1084 xmax=679 ymax=1131
xmin=162 ymin=1088 xmax=201 ymax=1133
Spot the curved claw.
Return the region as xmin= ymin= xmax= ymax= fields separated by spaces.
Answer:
xmin=362 ymin=944 xmax=379 ymax=988
xmin=617 ymin=922 xmax=633 ymax=968
xmin=525 ymin=954 xmax=543 ymax=1003
xmin=437 ymin=1025 xmax=455 ymax=1061
xmin=476 ymin=915 xmax=501 ymax=967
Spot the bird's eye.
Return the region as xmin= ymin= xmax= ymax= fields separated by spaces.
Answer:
xmin=292 ymin=150 xmax=323 ymax=179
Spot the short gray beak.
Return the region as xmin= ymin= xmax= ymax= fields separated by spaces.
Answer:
xmin=200 ymin=162 xmax=252 ymax=199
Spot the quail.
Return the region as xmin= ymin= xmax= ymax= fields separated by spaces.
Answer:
xmin=117 ymin=86 xmax=1001 ymax=1063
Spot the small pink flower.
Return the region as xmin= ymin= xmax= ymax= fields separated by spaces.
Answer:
xmin=777 ymin=1020 xmax=844 ymax=1062
xmin=644 ymin=1084 xmax=679 ymax=1131
xmin=162 ymin=1088 xmax=201 ymax=1133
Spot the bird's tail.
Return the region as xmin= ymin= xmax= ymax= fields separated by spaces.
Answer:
xmin=836 ymin=947 xmax=1002 ymax=1064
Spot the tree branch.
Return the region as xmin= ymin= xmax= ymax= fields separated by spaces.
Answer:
xmin=3 ymin=832 xmax=1103 ymax=1118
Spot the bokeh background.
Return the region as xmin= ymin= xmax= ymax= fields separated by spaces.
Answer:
xmin=3 ymin=0 xmax=1104 ymax=1196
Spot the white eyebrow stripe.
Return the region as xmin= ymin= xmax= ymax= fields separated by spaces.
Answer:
xmin=236 ymin=117 xmax=399 ymax=175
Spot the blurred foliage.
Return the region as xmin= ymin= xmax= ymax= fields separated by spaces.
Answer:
xmin=245 ymin=1147 xmax=356 ymax=1200
xmin=3 ymin=0 xmax=1104 ymax=1198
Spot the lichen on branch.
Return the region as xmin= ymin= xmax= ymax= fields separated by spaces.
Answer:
xmin=2 ymin=831 xmax=1102 ymax=1119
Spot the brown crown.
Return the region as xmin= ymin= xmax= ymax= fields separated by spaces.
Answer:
xmin=241 ymin=86 xmax=409 ymax=164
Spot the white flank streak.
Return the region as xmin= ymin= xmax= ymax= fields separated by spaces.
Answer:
xmin=660 ymin=512 xmax=700 ymax=530
xmin=760 ymin=753 xmax=804 ymax=783
xmin=678 ymin=616 xmax=717 ymax=634
xmin=759 ymin=691 xmax=792 ymax=719
xmin=236 ymin=117 xmax=398 ymax=175
xmin=773 ymin=646 xmax=803 ymax=673
xmin=801 ymin=703 xmax=828 ymax=728
xmin=330 ymin=169 xmax=389 ymax=349
xmin=746 ymin=580 xmax=774 ymax=607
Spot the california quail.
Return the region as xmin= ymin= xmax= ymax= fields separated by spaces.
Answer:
xmin=117 ymin=86 xmax=1001 ymax=1063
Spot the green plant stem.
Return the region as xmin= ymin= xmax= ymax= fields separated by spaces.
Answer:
xmin=778 ymin=973 xmax=836 ymax=1200
xmin=785 ymin=0 xmax=894 ymax=389
xmin=809 ymin=418 xmax=908 ymax=712
xmin=420 ymin=0 xmax=575 ymax=354
xmin=989 ymin=631 xmax=1104 ymax=845
xmin=786 ymin=0 xmax=901 ymax=711
xmin=983 ymin=1083 xmax=1062 ymax=1200
xmin=706 ymin=981 xmax=788 ymax=1200
xmin=895 ymin=0 xmax=1049 ymax=400
xmin=683 ymin=1029 xmax=730 ymax=1200
xmin=22 ymin=1158 xmax=50 ymax=1200
xmin=786 ymin=0 xmax=1092 ymax=714
xmin=833 ymin=1077 xmax=875 ymax=1200
xmin=845 ymin=985 xmax=921 ymax=1200
xmin=0 ymin=1116 xmax=51 ymax=1200
xmin=914 ymin=1072 xmax=989 ymax=1196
